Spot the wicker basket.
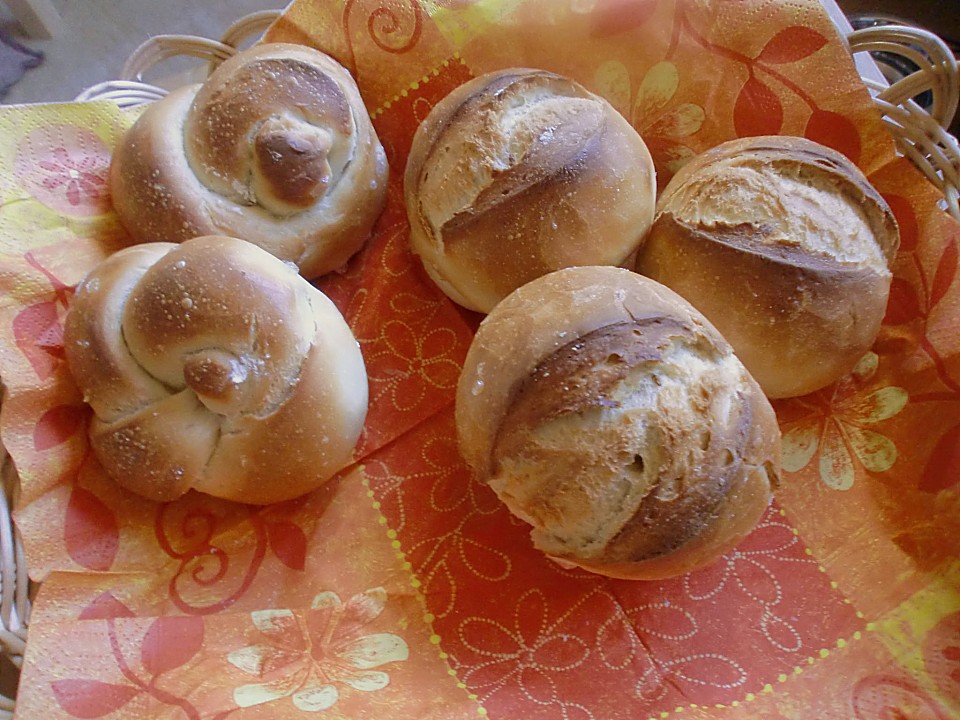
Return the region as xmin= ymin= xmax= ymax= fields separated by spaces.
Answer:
xmin=0 ymin=10 xmax=957 ymax=718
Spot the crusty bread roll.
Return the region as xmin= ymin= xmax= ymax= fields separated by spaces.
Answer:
xmin=110 ymin=43 xmax=388 ymax=279
xmin=635 ymin=135 xmax=899 ymax=399
xmin=64 ymin=235 xmax=368 ymax=504
xmin=456 ymin=266 xmax=781 ymax=580
xmin=404 ymin=68 xmax=657 ymax=313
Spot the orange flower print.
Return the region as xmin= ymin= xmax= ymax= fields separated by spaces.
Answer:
xmin=227 ymin=587 xmax=408 ymax=712
xmin=594 ymin=60 xmax=705 ymax=188
xmin=631 ymin=61 xmax=705 ymax=176
xmin=780 ymin=353 xmax=908 ymax=490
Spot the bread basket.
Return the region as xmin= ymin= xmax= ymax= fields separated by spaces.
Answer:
xmin=1 ymin=5 xmax=958 ymax=717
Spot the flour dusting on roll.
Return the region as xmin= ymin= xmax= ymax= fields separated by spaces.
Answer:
xmin=636 ymin=135 xmax=899 ymax=399
xmin=110 ymin=43 xmax=388 ymax=279
xmin=456 ymin=266 xmax=781 ymax=580
xmin=64 ymin=235 xmax=368 ymax=504
xmin=405 ymin=68 xmax=657 ymax=313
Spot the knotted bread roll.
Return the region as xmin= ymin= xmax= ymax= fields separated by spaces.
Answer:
xmin=635 ymin=136 xmax=899 ymax=398
xmin=405 ymin=68 xmax=657 ymax=313
xmin=457 ymin=266 xmax=781 ymax=579
xmin=64 ymin=235 xmax=368 ymax=504
xmin=110 ymin=43 xmax=388 ymax=279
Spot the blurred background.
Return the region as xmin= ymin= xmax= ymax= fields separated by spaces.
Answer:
xmin=838 ymin=0 xmax=959 ymax=48
xmin=0 ymin=0 xmax=283 ymax=104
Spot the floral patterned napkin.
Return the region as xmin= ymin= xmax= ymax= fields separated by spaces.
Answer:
xmin=1 ymin=0 xmax=958 ymax=717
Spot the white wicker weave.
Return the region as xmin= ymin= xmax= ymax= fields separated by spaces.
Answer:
xmin=848 ymin=24 xmax=960 ymax=218
xmin=73 ymin=10 xmax=281 ymax=107
xmin=0 ymin=448 xmax=27 ymax=718
xmin=0 ymin=11 xmax=957 ymax=717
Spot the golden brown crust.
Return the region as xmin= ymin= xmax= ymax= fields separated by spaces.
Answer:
xmin=404 ymin=68 xmax=657 ymax=313
xmin=638 ymin=217 xmax=891 ymax=399
xmin=636 ymin=135 xmax=899 ymax=398
xmin=109 ymin=43 xmax=388 ymax=279
xmin=65 ymin=235 xmax=368 ymax=504
xmin=456 ymin=266 xmax=780 ymax=579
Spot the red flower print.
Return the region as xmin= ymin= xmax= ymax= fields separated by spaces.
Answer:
xmin=15 ymin=124 xmax=112 ymax=216
xmin=851 ymin=675 xmax=951 ymax=720
xmin=923 ymin=610 xmax=960 ymax=701
xmin=37 ymin=146 xmax=107 ymax=207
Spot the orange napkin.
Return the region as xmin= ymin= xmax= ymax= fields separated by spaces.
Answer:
xmin=1 ymin=0 xmax=958 ymax=718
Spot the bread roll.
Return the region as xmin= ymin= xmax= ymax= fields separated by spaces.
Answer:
xmin=64 ymin=235 xmax=368 ymax=504
xmin=405 ymin=68 xmax=657 ymax=313
xmin=110 ymin=43 xmax=388 ymax=279
xmin=635 ymin=135 xmax=899 ymax=399
xmin=456 ymin=266 xmax=781 ymax=580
